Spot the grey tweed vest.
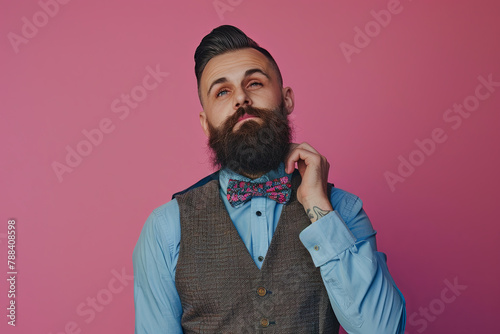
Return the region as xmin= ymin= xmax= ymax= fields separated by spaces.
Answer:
xmin=175 ymin=173 xmax=339 ymax=333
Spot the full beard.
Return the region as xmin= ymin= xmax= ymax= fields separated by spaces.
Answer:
xmin=207 ymin=103 xmax=293 ymax=177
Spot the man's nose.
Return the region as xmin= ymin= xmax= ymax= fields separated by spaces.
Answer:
xmin=234 ymin=88 xmax=252 ymax=109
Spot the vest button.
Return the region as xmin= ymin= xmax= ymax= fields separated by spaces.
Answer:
xmin=256 ymin=287 xmax=267 ymax=296
xmin=260 ymin=318 xmax=270 ymax=327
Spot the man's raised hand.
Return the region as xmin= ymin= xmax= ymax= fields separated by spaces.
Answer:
xmin=285 ymin=142 xmax=333 ymax=223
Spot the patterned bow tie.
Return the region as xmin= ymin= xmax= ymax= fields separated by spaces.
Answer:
xmin=227 ymin=176 xmax=292 ymax=207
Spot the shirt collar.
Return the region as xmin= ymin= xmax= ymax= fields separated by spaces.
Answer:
xmin=219 ymin=162 xmax=293 ymax=195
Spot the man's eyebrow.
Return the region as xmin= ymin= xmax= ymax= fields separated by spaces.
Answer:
xmin=244 ymin=68 xmax=270 ymax=79
xmin=207 ymin=77 xmax=228 ymax=97
xmin=206 ymin=69 xmax=270 ymax=97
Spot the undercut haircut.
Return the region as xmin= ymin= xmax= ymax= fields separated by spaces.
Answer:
xmin=194 ymin=25 xmax=283 ymax=99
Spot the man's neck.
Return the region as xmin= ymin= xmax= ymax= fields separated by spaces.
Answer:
xmin=238 ymin=171 xmax=265 ymax=180
xmin=224 ymin=163 xmax=287 ymax=181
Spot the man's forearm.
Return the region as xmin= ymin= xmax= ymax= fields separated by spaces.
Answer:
xmin=299 ymin=209 xmax=406 ymax=333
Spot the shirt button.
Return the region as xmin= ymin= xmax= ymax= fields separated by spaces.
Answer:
xmin=260 ymin=318 xmax=270 ymax=327
xmin=256 ymin=211 xmax=262 ymax=216
xmin=256 ymin=287 xmax=267 ymax=296
xmin=314 ymin=245 xmax=320 ymax=251
xmin=258 ymin=256 xmax=264 ymax=262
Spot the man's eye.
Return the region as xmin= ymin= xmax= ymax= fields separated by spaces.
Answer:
xmin=249 ymin=82 xmax=262 ymax=88
xmin=216 ymin=89 xmax=229 ymax=97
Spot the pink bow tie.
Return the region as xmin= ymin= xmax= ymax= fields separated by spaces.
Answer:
xmin=227 ymin=176 xmax=292 ymax=207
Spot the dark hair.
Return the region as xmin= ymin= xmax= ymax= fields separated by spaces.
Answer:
xmin=194 ymin=25 xmax=283 ymax=91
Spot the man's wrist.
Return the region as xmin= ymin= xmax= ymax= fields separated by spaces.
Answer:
xmin=303 ymin=197 xmax=333 ymax=223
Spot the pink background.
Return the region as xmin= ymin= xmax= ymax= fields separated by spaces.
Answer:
xmin=1 ymin=0 xmax=499 ymax=333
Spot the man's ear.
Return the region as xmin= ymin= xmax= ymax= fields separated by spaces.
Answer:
xmin=199 ymin=111 xmax=210 ymax=137
xmin=282 ymin=86 xmax=295 ymax=115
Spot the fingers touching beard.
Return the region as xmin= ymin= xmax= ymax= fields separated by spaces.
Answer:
xmin=207 ymin=104 xmax=293 ymax=176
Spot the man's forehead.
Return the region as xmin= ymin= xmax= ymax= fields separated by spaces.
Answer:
xmin=201 ymin=48 xmax=274 ymax=88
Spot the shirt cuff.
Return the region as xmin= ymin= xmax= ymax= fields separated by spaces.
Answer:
xmin=299 ymin=211 xmax=357 ymax=267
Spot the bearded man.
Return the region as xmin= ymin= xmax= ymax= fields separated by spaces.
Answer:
xmin=133 ymin=25 xmax=406 ymax=333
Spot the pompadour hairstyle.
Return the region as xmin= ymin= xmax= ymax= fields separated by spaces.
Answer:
xmin=194 ymin=25 xmax=283 ymax=91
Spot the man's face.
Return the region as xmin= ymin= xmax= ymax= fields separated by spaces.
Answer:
xmin=199 ymin=48 xmax=294 ymax=136
xmin=198 ymin=48 xmax=295 ymax=176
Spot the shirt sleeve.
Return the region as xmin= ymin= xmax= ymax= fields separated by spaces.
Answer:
xmin=299 ymin=191 xmax=406 ymax=334
xmin=133 ymin=200 xmax=183 ymax=334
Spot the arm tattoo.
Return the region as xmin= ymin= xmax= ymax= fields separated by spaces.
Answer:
xmin=306 ymin=206 xmax=332 ymax=221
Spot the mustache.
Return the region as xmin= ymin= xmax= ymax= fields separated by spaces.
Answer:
xmin=223 ymin=105 xmax=274 ymax=130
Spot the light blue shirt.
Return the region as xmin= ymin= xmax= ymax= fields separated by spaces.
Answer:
xmin=133 ymin=164 xmax=406 ymax=333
